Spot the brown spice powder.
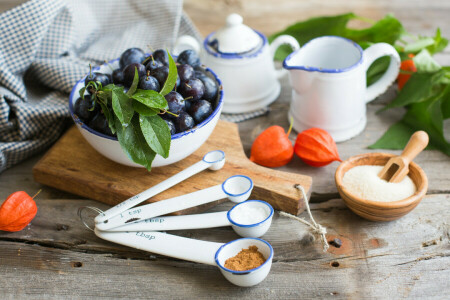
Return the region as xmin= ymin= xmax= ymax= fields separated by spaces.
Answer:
xmin=224 ymin=245 xmax=266 ymax=271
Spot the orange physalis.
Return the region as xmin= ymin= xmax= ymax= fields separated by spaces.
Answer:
xmin=250 ymin=121 xmax=294 ymax=168
xmin=397 ymin=54 xmax=417 ymax=91
xmin=294 ymin=128 xmax=341 ymax=167
xmin=0 ymin=191 xmax=39 ymax=232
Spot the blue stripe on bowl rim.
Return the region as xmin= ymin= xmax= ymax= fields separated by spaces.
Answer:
xmin=68 ymin=55 xmax=224 ymax=141
xmin=227 ymin=200 xmax=274 ymax=228
xmin=203 ymin=30 xmax=266 ymax=59
xmin=221 ymin=175 xmax=253 ymax=197
xmin=282 ymin=35 xmax=364 ymax=73
xmin=215 ymin=237 xmax=274 ymax=275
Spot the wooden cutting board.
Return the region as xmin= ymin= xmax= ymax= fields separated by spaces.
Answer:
xmin=33 ymin=120 xmax=312 ymax=215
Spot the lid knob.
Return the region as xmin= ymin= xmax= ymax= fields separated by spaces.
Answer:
xmin=226 ymin=14 xmax=243 ymax=26
xmin=207 ymin=13 xmax=262 ymax=55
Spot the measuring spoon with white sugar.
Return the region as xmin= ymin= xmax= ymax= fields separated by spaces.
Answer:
xmin=100 ymin=200 xmax=273 ymax=238
xmin=94 ymin=228 xmax=273 ymax=287
xmin=95 ymin=150 xmax=225 ymax=225
xmin=96 ymin=175 xmax=254 ymax=231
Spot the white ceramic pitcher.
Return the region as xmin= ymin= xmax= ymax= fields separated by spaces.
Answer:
xmin=174 ymin=13 xmax=299 ymax=114
xmin=283 ymin=36 xmax=401 ymax=142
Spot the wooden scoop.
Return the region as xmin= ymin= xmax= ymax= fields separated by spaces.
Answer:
xmin=378 ymin=131 xmax=429 ymax=183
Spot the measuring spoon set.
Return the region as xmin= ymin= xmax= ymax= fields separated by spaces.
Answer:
xmin=92 ymin=150 xmax=274 ymax=287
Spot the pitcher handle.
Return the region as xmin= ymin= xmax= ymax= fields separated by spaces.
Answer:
xmin=173 ymin=35 xmax=201 ymax=56
xmin=270 ymin=35 xmax=300 ymax=79
xmin=363 ymin=43 xmax=401 ymax=103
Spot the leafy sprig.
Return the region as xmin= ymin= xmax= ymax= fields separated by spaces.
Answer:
xmin=80 ymin=52 xmax=177 ymax=170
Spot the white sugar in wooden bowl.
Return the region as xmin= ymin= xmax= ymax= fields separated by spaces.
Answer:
xmin=335 ymin=153 xmax=428 ymax=221
xmin=342 ymin=165 xmax=416 ymax=202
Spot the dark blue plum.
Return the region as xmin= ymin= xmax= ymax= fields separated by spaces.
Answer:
xmin=119 ymin=48 xmax=145 ymax=69
xmin=173 ymin=111 xmax=195 ymax=133
xmin=74 ymin=95 xmax=97 ymax=122
xmin=177 ymin=49 xmax=200 ymax=67
xmin=164 ymin=119 xmax=176 ymax=135
xmin=164 ymin=91 xmax=185 ymax=116
xmin=138 ymin=73 xmax=160 ymax=92
xmin=188 ymin=100 xmax=212 ymax=124
xmin=151 ymin=66 xmax=169 ymax=88
xmin=153 ymin=49 xmax=169 ymax=66
xmin=179 ymin=78 xmax=205 ymax=101
xmin=145 ymin=59 xmax=163 ymax=72
xmin=123 ymin=63 xmax=146 ymax=87
xmin=112 ymin=69 xmax=124 ymax=84
xmin=85 ymin=72 xmax=110 ymax=94
xmin=195 ymin=71 xmax=218 ymax=102
xmin=177 ymin=64 xmax=194 ymax=82
xmin=173 ymin=76 xmax=180 ymax=92
xmin=89 ymin=112 xmax=114 ymax=136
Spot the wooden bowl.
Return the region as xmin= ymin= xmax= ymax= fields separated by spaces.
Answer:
xmin=335 ymin=153 xmax=428 ymax=221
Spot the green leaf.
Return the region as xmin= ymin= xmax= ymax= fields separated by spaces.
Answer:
xmin=382 ymin=70 xmax=446 ymax=110
xmin=370 ymin=96 xmax=450 ymax=156
xmin=79 ymin=87 xmax=87 ymax=99
xmin=103 ymin=83 xmax=116 ymax=91
xmin=426 ymin=28 xmax=449 ymax=55
xmin=132 ymin=101 xmax=159 ymax=116
xmin=126 ymin=67 xmax=140 ymax=97
xmin=98 ymin=101 xmax=116 ymax=134
xmin=112 ymin=88 xmax=134 ymax=126
xmin=269 ymin=13 xmax=356 ymax=61
xmin=413 ymin=49 xmax=441 ymax=73
xmin=403 ymin=37 xmax=435 ymax=53
xmin=403 ymin=98 xmax=450 ymax=155
xmin=139 ymin=115 xmax=171 ymax=158
xmin=115 ymin=116 xmax=156 ymax=171
xmin=442 ymin=92 xmax=450 ymax=119
xmin=131 ymin=89 xmax=168 ymax=109
xmin=159 ymin=51 xmax=178 ymax=96
xmin=368 ymin=122 xmax=415 ymax=150
xmin=346 ymin=14 xmax=405 ymax=45
xmin=367 ymin=56 xmax=391 ymax=86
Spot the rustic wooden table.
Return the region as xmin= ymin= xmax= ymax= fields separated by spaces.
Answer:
xmin=1 ymin=0 xmax=449 ymax=299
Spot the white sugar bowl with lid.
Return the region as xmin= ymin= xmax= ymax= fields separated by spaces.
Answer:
xmin=175 ymin=13 xmax=299 ymax=113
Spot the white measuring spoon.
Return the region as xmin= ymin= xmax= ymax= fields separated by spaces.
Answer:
xmin=96 ymin=175 xmax=254 ymax=231
xmin=95 ymin=150 xmax=225 ymax=224
xmin=94 ymin=228 xmax=273 ymax=287
xmin=102 ymin=200 xmax=274 ymax=238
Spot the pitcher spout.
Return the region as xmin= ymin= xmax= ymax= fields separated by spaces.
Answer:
xmin=282 ymin=35 xmax=363 ymax=73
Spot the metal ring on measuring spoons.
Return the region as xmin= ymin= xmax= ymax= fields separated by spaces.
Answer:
xmin=78 ymin=206 xmax=104 ymax=231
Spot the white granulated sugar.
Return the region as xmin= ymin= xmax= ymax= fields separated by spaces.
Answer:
xmin=230 ymin=204 xmax=268 ymax=225
xmin=342 ymin=165 xmax=416 ymax=202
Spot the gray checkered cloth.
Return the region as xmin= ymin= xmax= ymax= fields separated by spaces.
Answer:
xmin=0 ymin=0 xmax=267 ymax=173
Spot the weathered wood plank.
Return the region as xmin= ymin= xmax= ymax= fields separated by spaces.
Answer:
xmin=0 ymin=239 xmax=448 ymax=299
xmin=0 ymin=195 xmax=448 ymax=262
xmin=0 ymin=195 xmax=448 ymax=299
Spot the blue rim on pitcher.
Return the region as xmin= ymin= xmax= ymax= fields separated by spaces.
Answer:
xmin=282 ymin=35 xmax=364 ymax=73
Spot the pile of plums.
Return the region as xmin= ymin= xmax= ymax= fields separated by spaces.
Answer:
xmin=74 ymin=48 xmax=219 ymax=136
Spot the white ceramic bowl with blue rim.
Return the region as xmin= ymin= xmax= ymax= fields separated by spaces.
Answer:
xmin=215 ymin=237 xmax=274 ymax=287
xmin=69 ymin=57 xmax=223 ymax=168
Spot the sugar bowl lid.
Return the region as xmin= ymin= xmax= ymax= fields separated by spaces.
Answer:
xmin=207 ymin=14 xmax=262 ymax=54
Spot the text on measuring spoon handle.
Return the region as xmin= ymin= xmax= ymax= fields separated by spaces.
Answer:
xmin=95 ymin=160 xmax=209 ymax=224
xmin=96 ymin=184 xmax=225 ymax=230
